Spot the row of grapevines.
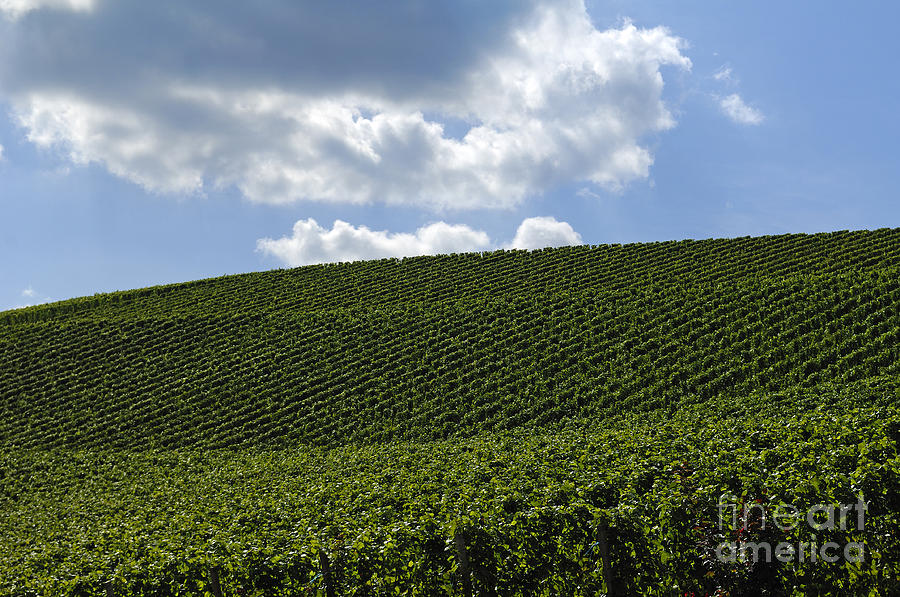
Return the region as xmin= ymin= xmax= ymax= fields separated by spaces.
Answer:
xmin=1 ymin=390 xmax=898 ymax=595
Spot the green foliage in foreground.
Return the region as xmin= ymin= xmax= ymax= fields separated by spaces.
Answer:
xmin=1 ymin=391 xmax=899 ymax=596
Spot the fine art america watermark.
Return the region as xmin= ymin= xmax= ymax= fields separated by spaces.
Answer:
xmin=715 ymin=493 xmax=867 ymax=564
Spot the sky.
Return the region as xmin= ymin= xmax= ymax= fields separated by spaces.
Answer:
xmin=1 ymin=0 xmax=898 ymax=311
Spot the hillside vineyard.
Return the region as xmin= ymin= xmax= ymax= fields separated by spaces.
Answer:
xmin=1 ymin=228 xmax=899 ymax=595
xmin=3 ymin=229 xmax=899 ymax=450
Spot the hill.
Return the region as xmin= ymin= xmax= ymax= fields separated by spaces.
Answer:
xmin=3 ymin=228 xmax=899 ymax=450
xmin=1 ymin=229 xmax=899 ymax=595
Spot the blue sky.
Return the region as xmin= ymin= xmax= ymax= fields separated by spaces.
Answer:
xmin=1 ymin=0 xmax=898 ymax=311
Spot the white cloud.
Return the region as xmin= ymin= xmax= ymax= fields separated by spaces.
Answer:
xmin=508 ymin=216 xmax=583 ymax=249
xmin=18 ymin=95 xmax=206 ymax=194
xmin=3 ymin=1 xmax=690 ymax=209
xmin=14 ymin=286 xmax=52 ymax=308
xmin=0 ymin=0 xmax=93 ymax=19
xmin=257 ymin=219 xmax=492 ymax=266
xmin=0 ymin=143 xmax=4 ymax=161
xmin=258 ymin=216 xmax=584 ymax=266
xmin=576 ymin=187 xmax=604 ymax=200
xmin=710 ymin=65 xmax=763 ymax=126
xmin=712 ymin=66 xmax=734 ymax=83
xmin=719 ymin=93 xmax=764 ymax=126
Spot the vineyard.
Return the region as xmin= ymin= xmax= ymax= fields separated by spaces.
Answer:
xmin=1 ymin=228 xmax=899 ymax=595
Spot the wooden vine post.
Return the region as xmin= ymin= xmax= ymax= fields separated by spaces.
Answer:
xmin=597 ymin=520 xmax=619 ymax=596
xmin=319 ymin=550 xmax=337 ymax=597
xmin=209 ymin=566 xmax=224 ymax=597
xmin=454 ymin=526 xmax=473 ymax=597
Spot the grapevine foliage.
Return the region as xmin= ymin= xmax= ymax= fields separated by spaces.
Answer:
xmin=1 ymin=228 xmax=899 ymax=594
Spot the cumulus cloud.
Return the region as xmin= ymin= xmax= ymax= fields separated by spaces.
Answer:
xmin=257 ymin=219 xmax=492 ymax=266
xmin=258 ymin=216 xmax=584 ymax=266
xmin=1 ymin=0 xmax=690 ymax=209
xmin=21 ymin=286 xmax=36 ymax=297
xmin=0 ymin=0 xmax=93 ymax=19
xmin=508 ymin=216 xmax=583 ymax=249
xmin=719 ymin=93 xmax=764 ymax=125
